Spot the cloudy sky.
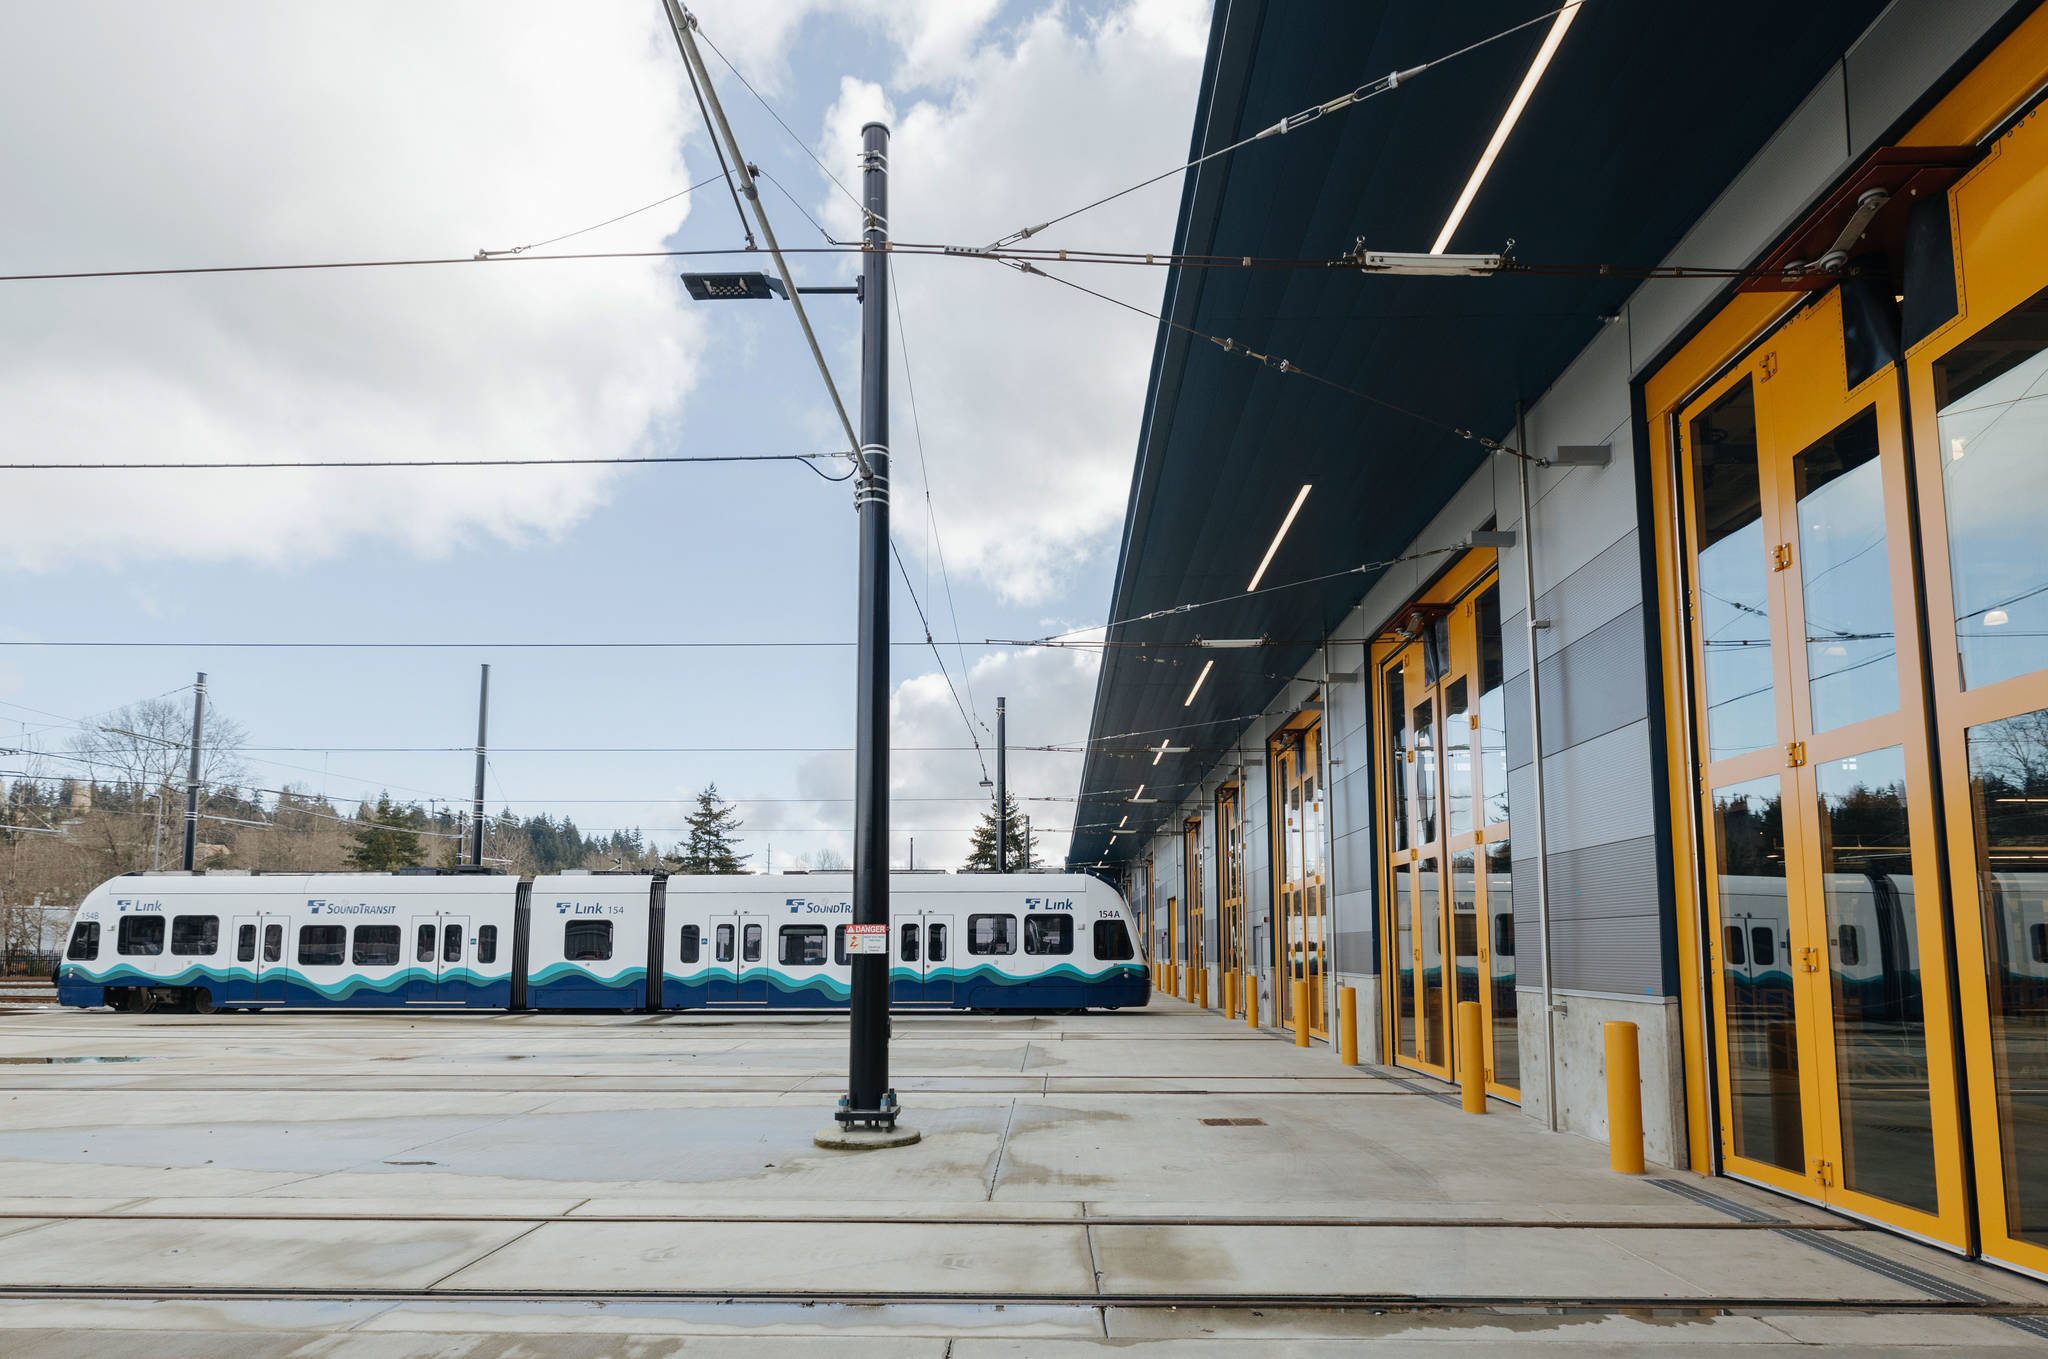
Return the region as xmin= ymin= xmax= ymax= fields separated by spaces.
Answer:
xmin=0 ymin=0 xmax=1210 ymax=869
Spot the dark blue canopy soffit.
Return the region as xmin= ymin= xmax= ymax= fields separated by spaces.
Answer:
xmin=1069 ymin=0 xmax=1894 ymax=869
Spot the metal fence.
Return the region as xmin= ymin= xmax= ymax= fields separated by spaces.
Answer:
xmin=1 ymin=953 xmax=60 ymax=978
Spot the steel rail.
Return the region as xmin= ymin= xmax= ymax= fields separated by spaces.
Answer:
xmin=0 ymin=1210 xmax=1870 ymax=1230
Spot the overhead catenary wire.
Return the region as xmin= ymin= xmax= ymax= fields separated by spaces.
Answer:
xmin=474 ymin=172 xmax=729 ymax=258
xmin=980 ymin=2 xmax=1585 ymax=250
xmin=0 ymin=452 xmax=850 ymax=472
xmin=1003 ymin=257 xmax=1534 ymax=461
xmin=695 ymin=27 xmax=866 ymax=220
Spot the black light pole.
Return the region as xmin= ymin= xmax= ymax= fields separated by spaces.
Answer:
xmin=471 ymin=664 xmax=489 ymax=868
xmin=181 ymin=672 xmax=205 ymax=871
xmin=995 ymin=696 xmax=1007 ymax=871
xmin=835 ymin=118 xmax=910 ymax=1141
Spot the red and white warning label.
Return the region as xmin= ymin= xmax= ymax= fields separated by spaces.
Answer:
xmin=846 ymin=923 xmax=889 ymax=955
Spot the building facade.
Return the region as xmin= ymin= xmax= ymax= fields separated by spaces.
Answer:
xmin=1073 ymin=0 xmax=2048 ymax=1276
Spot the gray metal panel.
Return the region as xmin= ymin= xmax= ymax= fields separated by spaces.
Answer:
xmin=1542 ymin=605 xmax=1651 ymax=755
xmin=1510 ymin=835 xmax=1667 ymax=996
xmin=1333 ymin=826 xmax=1374 ymax=900
xmin=1534 ymin=530 xmax=1644 ymax=662
xmin=1507 ymin=719 xmax=1657 ymax=858
xmin=1333 ymin=927 xmax=1376 ymax=976
xmin=1844 ymin=0 xmax=2020 ymax=154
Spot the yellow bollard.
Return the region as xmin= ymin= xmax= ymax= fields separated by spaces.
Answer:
xmin=1245 ymin=973 xmax=1259 ymax=1028
xmin=1606 ymin=1020 xmax=1645 ymax=1173
xmin=1456 ymin=1000 xmax=1486 ymax=1113
xmin=1223 ymin=969 xmax=1238 ymax=1018
xmin=1338 ymin=986 xmax=1359 ymax=1065
xmin=1197 ymin=967 xmax=1210 ymax=1010
xmin=1292 ymin=980 xmax=1311 ymax=1047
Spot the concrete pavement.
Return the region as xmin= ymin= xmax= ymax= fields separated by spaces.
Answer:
xmin=0 ymin=996 xmax=2042 ymax=1353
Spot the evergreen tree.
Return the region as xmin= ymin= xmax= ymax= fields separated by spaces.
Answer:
xmin=963 ymin=792 xmax=1035 ymax=872
xmin=346 ymin=793 xmax=426 ymax=871
xmin=670 ymin=784 xmax=749 ymax=874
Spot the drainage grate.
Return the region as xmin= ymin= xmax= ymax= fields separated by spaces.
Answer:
xmin=1199 ymin=1117 xmax=1266 ymax=1127
xmin=1647 ymin=1177 xmax=1786 ymax=1224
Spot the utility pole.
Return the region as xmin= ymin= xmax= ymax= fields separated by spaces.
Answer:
xmin=995 ymin=697 xmax=1008 ymax=871
xmin=1023 ymin=815 xmax=1032 ymax=870
xmin=471 ymin=664 xmax=489 ymax=869
xmin=181 ymin=673 xmax=205 ymax=872
xmin=825 ymin=117 xmax=915 ymax=1147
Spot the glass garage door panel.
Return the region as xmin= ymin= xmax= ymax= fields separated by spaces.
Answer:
xmin=1487 ymin=839 xmax=1518 ymax=1090
xmin=1691 ymin=379 xmax=1777 ymax=761
xmin=1934 ymin=288 xmax=2048 ymax=692
xmin=1395 ymin=862 xmax=1416 ymax=1058
xmin=1794 ymin=410 xmax=1899 ymax=732
xmin=1966 ymin=708 xmax=2048 ymax=1245
xmin=1814 ymin=747 xmax=1937 ymax=1214
xmin=1713 ymin=774 xmax=1804 ymax=1174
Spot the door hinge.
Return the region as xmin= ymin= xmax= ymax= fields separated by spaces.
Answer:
xmin=1785 ymin=740 xmax=1806 ymax=767
xmin=1772 ymin=542 xmax=1794 ymax=572
xmin=1812 ymin=1158 xmax=1834 ymax=1186
xmin=1799 ymin=946 xmax=1821 ymax=974
xmin=1760 ymin=352 xmax=1778 ymax=382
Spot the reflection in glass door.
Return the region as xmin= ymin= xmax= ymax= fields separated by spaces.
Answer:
xmin=1184 ymin=817 xmax=1206 ymax=1001
xmin=1270 ymin=722 xmax=1327 ymax=1036
xmin=1376 ymin=566 xmax=1517 ymax=1097
xmin=1217 ymin=786 xmax=1245 ymax=1015
xmin=1678 ymin=290 xmax=1964 ymax=1245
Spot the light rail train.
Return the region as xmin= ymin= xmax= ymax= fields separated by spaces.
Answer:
xmin=53 ymin=870 xmax=1149 ymax=1015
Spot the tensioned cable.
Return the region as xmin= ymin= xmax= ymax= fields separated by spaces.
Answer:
xmin=0 ymin=452 xmax=848 ymax=472
xmin=889 ymin=261 xmax=987 ymax=743
xmin=474 ymin=172 xmax=728 ymax=258
xmin=889 ymin=536 xmax=990 ymax=783
xmin=695 ymin=27 xmax=865 ymax=219
xmin=981 ymin=2 xmax=1582 ymax=250
xmin=1005 ymin=257 xmax=1533 ymax=461
xmin=673 ymin=26 xmax=758 ymax=251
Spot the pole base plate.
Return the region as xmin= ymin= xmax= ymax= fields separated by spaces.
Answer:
xmin=814 ymin=1124 xmax=922 ymax=1151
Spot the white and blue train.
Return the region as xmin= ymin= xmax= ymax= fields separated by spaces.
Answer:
xmin=53 ymin=869 xmax=1149 ymax=1015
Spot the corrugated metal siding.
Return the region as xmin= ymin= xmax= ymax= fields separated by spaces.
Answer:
xmin=1533 ymin=530 xmax=1644 ymax=664
xmin=1511 ymin=835 xmax=1665 ymax=994
xmin=1507 ymin=720 xmax=1658 ymax=857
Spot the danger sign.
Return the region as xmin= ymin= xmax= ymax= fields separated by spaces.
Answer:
xmin=846 ymin=923 xmax=888 ymax=955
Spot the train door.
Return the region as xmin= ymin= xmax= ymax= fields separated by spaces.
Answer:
xmin=1677 ymin=293 xmax=1963 ymax=1246
xmin=227 ymin=914 xmax=286 ymax=1005
xmin=407 ymin=913 xmax=470 ymax=1002
xmin=918 ymin=913 xmax=954 ymax=1004
xmin=710 ymin=913 xmax=768 ymax=1004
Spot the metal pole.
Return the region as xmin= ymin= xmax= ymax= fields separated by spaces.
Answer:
xmin=181 ymin=673 xmax=205 ymax=871
xmin=471 ymin=664 xmax=489 ymax=868
xmin=834 ymin=118 xmax=903 ymax=1136
xmin=995 ymin=697 xmax=1008 ymax=871
xmin=1515 ymin=405 xmax=1561 ymax=1133
xmin=1023 ymin=816 xmax=1031 ymax=870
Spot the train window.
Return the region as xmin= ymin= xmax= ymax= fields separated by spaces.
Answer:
xmin=170 ymin=915 xmax=219 ymax=956
xmin=900 ymin=922 xmax=919 ymax=961
xmin=1492 ymin=913 xmax=1515 ymax=957
xmin=1025 ymin=915 xmax=1073 ymax=955
xmin=477 ymin=925 xmax=498 ymax=964
xmin=1723 ymin=925 xmax=1746 ymax=966
xmin=1749 ymin=926 xmax=1775 ymax=968
xmin=781 ymin=925 xmax=827 ymax=966
xmin=968 ymin=914 xmax=1016 ymax=955
xmin=678 ymin=924 xmax=700 ymax=964
xmin=2032 ymin=922 xmax=2048 ymax=965
xmin=1835 ymin=923 xmax=1861 ymax=968
xmin=264 ymin=923 xmax=283 ymax=963
xmin=834 ymin=925 xmax=849 ymax=965
xmin=237 ymin=923 xmax=256 ymax=962
xmin=117 ymin=916 xmax=164 ymax=956
xmin=743 ymin=923 xmax=763 ymax=962
xmin=564 ymin=920 xmax=613 ymax=961
xmin=298 ymin=925 xmax=345 ymax=967
xmin=716 ymin=924 xmax=735 ymax=962
xmin=66 ymin=921 xmax=99 ymax=960
xmin=928 ymin=922 xmax=947 ymax=962
xmin=416 ymin=923 xmax=436 ymax=962
xmin=443 ymin=923 xmax=463 ymax=963
xmin=352 ymin=925 xmax=402 ymax=967
xmin=1092 ymin=919 xmax=1133 ymax=960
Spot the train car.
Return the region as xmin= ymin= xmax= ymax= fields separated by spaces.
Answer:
xmin=54 ymin=868 xmax=1149 ymax=1015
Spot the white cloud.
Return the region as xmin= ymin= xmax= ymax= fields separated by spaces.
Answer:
xmin=748 ymin=641 xmax=1101 ymax=870
xmin=816 ymin=1 xmax=1211 ymax=603
xmin=0 ymin=2 xmax=703 ymax=572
